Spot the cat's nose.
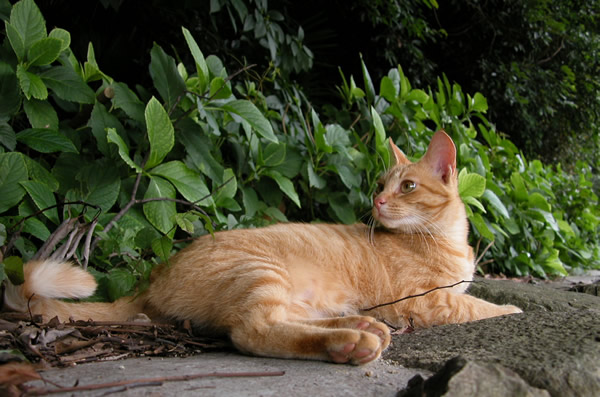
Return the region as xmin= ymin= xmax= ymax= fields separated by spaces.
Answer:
xmin=374 ymin=196 xmax=387 ymax=210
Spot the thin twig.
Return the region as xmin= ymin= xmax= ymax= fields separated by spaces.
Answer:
xmin=475 ymin=241 xmax=494 ymax=266
xmin=25 ymin=370 xmax=286 ymax=395
xmin=361 ymin=280 xmax=477 ymax=312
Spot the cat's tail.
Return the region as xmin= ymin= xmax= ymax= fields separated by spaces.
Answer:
xmin=3 ymin=260 xmax=144 ymax=322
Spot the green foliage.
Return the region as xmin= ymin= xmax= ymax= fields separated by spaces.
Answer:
xmin=0 ymin=0 xmax=598 ymax=303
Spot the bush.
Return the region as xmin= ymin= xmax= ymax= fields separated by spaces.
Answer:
xmin=0 ymin=0 xmax=598 ymax=300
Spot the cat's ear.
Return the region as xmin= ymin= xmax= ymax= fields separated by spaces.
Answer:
xmin=389 ymin=137 xmax=411 ymax=166
xmin=422 ymin=130 xmax=456 ymax=184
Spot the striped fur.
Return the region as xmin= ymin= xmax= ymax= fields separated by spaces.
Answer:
xmin=3 ymin=130 xmax=521 ymax=365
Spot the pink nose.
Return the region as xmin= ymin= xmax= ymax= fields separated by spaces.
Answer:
xmin=374 ymin=196 xmax=387 ymax=210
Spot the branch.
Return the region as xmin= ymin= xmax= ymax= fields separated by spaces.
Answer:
xmin=25 ymin=370 xmax=285 ymax=395
xmin=361 ymin=280 xmax=476 ymax=312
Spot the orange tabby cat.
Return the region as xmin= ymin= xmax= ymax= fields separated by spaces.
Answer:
xmin=3 ymin=130 xmax=521 ymax=365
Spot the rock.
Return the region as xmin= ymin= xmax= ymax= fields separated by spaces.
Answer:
xmin=569 ymin=282 xmax=600 ymax=297
xmin=398 ymin=356 xmax=550 ymax=397
xmin=467 ymin=279 xmax=600 ymax=312
xmin=384 ymin=309 xmax=600 ymax=397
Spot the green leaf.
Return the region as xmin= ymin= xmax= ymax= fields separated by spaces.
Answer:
xmin=17 ymin=64 xmax=47 ymax=100
xmin=16 ymin=128 xmax=78 ymax=153
xmin=406 ymin=89 xmax=429 ymax=104
xmin=27 ymin=37 xmax=62 ymax=66
xmin=81 ymin=163 xmax=121 ymax=212
xmin=242 ymin=186 xmax=264 ymax=218
xmin=471 ymin=92 xmax=488 ymax=113
xmin=178 ymin=119 xmax=224 ymax=182
xmin=111 ymin=82 xmax=145 ymax=123
xmin=458 ymin=169 xmax=486 ymax=198
xmin=24 ymin=156 xmax=59 ymax=191
xmin=264 ymin=170 xmax=301 ymax=208
xmin=106 ymin=268 xmax=136 ymax=301
xmin=23 ymin=216 xmax=50 ymax=241
xmin=470 ymin=212 xmax=495 ymax=240
xmin=40 ymin=66 xmax=95 ymax=104
xmin=214 ymin=168 xmax=237 ymax=203
xmin=528 ymin=192 xmax=551 ymax=212
xmin=328 ymin=192 xmax=356 ymax=224
xmin=182 ymin=26 xmax=209 ymax=91
xmin=151 ymin=235 xmax=173 ymax=263
xmin=5 ymin=22 xmax=25 ymax=61
xmin=221 ymin=99 xmax=277 ymax=143
xmin=209 ymin=77 xmax=232 ymax=99
xmin=23 ymin=98 xmax=58 ymax=129
xmin=0 ymin=122 xmax=16 ymax=151
xmin=150 ymin=161 xmax=213 ymax=206
xmin=334 ymin=163 xmax=361 ymax=189
xmin=145 ymin=96 xmax=174 ymax=169
xmin=20 ymin=180 xmax=58 ymax=223
xmin=2 ymin=256 xmax=24 ymax=285
xmin=510 ymin=172 xmax=528 ymax=202
xmin=482 ymin=189 xmax=509 ymax=218
xmin=9 ymin=0 xmax=46 ymax=58
xmin=0 ymin=152 xmax=28 ymax=213
xmin=307 ymin=162 xmax=326 ymax=189
xmin=48 ymin=27 xmax=71 ymax=52
xmin=371 ymin=107 xmax=389 ymax=166
xmin=106 ymin=128 xmax=141 ymax=172
xmin=143 ymin=176 xmax=176 ymax=234
xmin=89 ymin=101 xmax=124 ymax=156
xmin=380 ymin=76 xmax=397 ymax=102
xmin=0 ymin=61 xmax=22 ymax=118
xmin=261 ymin=142 xmax=286 ymax=167
xmin=174 ymin=212 xmax=197 ymax=234
xmin=463 ymin=196 xmax=486 ymax=213
xmin=149 ymin=43 xmax=186 ymax=109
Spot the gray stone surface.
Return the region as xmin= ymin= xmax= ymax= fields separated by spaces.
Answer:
xmin=28 ymin=352 xmax=428 ymax=396
xmin=468 ymin=278 xmax=600 ymax=311
xmin=385 ymin=290 xmax=600 ymax=396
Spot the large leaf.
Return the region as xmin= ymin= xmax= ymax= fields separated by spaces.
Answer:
xmin=328 ymin=192 xmax=356 ymax=224
xmin=27 ymin=37 xmax=62 ymax=66
xmin=178 ymin=119 xmax=224 ymax=182
xmin=458 ymin=169 xmax=486 ymax=198
xmin=0 ymin=61 xmax=22 ymax=117
xmin=19 ymin=180 xmax=58 ymax=223
xmin=145 ymin=97 xmax=174 ymax=169
xmin=16 ymin=128 xmax=78 ymax=153
xmin=23 ymin=98 xmax=58 ymax=130
xmin=149 ymin=43 xmax=186 ymax=109
xmin=482 ymin=189 xmax=510 ymax=219
xmin=0 ymin=152 xmax=28 ymax=213
xmin=150 ymin=161 xmax=213 ymax=206
xmin=40 ymin=65 xmax=95 ymax=104
xmin=221 ymin=100 xmax=277 ymax=143
xmin=143 ymin=176 xmax=176 ymax=235
xmin=264 ymin=170 xmax=301 ymax=208
xmin=111 ymin=82 xmax=145 ymax=123
xmin=8 ymin=0 xmax=46 ymax=60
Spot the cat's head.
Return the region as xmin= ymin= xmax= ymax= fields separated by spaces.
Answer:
xmin=372 ymin=130 xmax=466 ymax=238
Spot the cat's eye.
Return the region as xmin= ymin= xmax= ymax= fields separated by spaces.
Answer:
xmin=401 ymin=180 xmax=417 ymax=193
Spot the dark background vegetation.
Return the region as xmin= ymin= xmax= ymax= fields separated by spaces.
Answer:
xmin=36 ymin=0 xmax=599 ymax=168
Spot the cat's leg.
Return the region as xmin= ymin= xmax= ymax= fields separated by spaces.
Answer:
xmin=405 ymin=290 xmax=522 ymax=327
xmin=230 ymin=318 xmax=386 ymax=365
xmin=298 ymin=316 xmax=390 ymax=346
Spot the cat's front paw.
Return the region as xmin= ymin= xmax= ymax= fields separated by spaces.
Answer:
xmin=327 ymin=331 xmax=384 ymax=365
